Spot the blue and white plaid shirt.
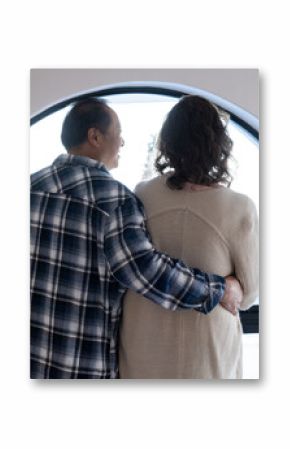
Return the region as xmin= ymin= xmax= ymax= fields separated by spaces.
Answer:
xmin=30 ymin=154 xmax=225 ymax=378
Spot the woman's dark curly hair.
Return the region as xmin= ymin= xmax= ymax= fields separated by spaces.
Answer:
xmin=155 ymin=95 xmax=233 ymax=189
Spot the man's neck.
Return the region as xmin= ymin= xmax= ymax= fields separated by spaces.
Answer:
xmin=68 ymin=147 xmax=99 ymax=161
xmin=67 ymin=149 xmax=113 ymax=172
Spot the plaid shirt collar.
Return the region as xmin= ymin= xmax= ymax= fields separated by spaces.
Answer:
xmin=52 ymin=153 xmax=110 ymax=173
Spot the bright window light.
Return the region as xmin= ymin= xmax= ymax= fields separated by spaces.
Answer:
xmin=30 ymin=93 xmax=259 ymax=214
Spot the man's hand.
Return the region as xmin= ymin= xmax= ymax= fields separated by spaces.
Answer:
xmin=220 ymin=276 xmax=243 ymax=315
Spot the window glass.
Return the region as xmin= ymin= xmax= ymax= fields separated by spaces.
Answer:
xmin=30 ymin=93 xmax=259 ymax=214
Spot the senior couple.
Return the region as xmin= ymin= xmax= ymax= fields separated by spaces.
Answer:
xmin=30 ymin=95 xmax=258 ymax=379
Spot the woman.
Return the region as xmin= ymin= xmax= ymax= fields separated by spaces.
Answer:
xmin=119 ymin=95 xmax=259 ymax=379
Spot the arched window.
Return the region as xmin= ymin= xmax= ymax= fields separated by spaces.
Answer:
xmin=30 ymin=85 xmax=259 ymax=378
xmin=30 ymin=85 xmax=259 ymax=212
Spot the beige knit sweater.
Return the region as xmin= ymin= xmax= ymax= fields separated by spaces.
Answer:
xmin=119 ymin=174 xmax=259 ymax=379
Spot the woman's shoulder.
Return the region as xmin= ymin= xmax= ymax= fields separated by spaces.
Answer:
xmin=215 ymin=189 xmax=258 ymax=238
xmin=134 ymin=175 xmax=167 ymax=196
xmin=218 ymin=188 xmax=257 ymax=213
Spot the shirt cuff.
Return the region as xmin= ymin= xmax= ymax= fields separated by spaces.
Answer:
xmin=203 ymin=273 xmax=226 ymax=314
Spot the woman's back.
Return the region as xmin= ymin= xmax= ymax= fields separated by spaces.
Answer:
xmin=119 ymin=174 xmax=258 ymax=379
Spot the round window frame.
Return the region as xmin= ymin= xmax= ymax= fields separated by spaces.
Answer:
xmin=30 ymin=82 xmax=259 ymax=142
xmin=30 ymin=82 xmax=259 ymax=334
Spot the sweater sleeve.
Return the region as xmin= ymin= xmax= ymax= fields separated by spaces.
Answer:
xmin=231 ymin=196 xmax=259 ymax=311
xmin=104 ymin=195 xmax=225 ymax=314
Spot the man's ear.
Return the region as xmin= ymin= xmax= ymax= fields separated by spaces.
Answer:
xmin=87 ymin=128 xmax=103 ymax=147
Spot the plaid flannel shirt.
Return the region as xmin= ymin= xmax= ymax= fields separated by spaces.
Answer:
xmin=30 ymin=154 xmax=225 ymax=379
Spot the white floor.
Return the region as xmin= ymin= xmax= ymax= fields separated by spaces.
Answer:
xmin=242 ymin=333 xmax=259 ymax=379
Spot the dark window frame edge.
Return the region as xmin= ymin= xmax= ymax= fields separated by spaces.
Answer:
xmin=30 ymin=86 xmax=259 ymax=141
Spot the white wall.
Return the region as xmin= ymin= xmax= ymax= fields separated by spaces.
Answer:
xmin=30 ymin=68 xmax=259 ymax=118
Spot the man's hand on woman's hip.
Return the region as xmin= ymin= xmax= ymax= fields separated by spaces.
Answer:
xmin=220 ymin=276 xmax=243 ymax=315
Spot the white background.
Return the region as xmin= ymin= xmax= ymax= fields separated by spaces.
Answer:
xmin=0 ymin=1 xmax=288 ymax=448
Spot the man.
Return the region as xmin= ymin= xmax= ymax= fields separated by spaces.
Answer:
xmin=30 ymin=98 xmax=242 ymax=379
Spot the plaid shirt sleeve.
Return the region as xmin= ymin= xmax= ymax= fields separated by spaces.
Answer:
xmin=104 ymin=195 xmax=225 ymax=314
